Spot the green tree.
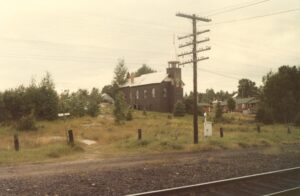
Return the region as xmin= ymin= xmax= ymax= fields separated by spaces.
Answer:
xmin=238 ymin=78 xmax=258 ymax=98
xmin=126 ymin=108 xmax=133 ymax=121
xmin=257 ymin=66 xmax=300 ymax=124
xmin=173 ymin=101 xmax=186 ymax=117
xmin=101 ymin=84 xmax=118 ymax=99
xmin=89 ymin=88 xmax=101 ymax=104
xmin=134 ymin=64 xmax=156 ymax=77
xmin=68 ymin=89 xmax=88 ymax=117
xmin=113 ymin=59 xmax=128 ymax=86
xmin=214 ymin=102 xmax=223 ymax=121
xmin=113 ymin=92 xmax=127 ymax=123
xmin=200 ymin=89 xmax=215 ymax=103
xmin=227 ymin=98 xmax=236 ymax=112
xmin=86 ymin=100 xmax=100 ymax=117
xmin=35 ymin=72 xmax=59 ymax=120
xmin=184 ymin=93 xmax=194 ymax=114
xmin=0 ymin=92 xmax=7 ymax=122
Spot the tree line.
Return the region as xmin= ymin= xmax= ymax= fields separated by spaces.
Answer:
xmin=0 ymin=72 xmax=102 ymax=128
xmin=257 ymin=65 xmax=300 ymax=125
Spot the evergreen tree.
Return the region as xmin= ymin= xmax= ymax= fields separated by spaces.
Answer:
xmin=135 ymin=64 xmax=156 ymax=77
xmin=126 ymin=108 xmax=133 ymax=121
xmin=86 ymin=100 xmax=100 ymax=117
xmin=113 ymin=92 xmax=127 ymax=123
xmin=214 ymin=102 xmax=223 ymax=121
xmin=173 ymin=101 xmax=186 ymax=117
xmin=113 ymin=59 xmax=128 ymax=86
xmin=238 ymin=78 xmax=258 ymax=98
xmin=227 ymin=98 xmax=236 ymax=112
xmin=257 ymin=65 xmax=300 ymax=124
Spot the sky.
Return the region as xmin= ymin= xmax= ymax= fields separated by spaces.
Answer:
xmin=0 ymin=0 xmax=299 ymax=94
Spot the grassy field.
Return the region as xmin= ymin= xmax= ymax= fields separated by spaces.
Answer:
xmin=0 ymin=104 xmax=299 ymax=165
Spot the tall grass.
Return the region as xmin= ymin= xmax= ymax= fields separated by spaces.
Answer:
xmin=0 ymin=105 xmax=299 ymax=164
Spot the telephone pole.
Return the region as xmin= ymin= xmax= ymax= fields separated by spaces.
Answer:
xmin=176 ymin=13 xmax=211 ymax=144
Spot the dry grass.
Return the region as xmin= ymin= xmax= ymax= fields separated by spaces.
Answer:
xmin=0 ymin=105 xmax=299 ymax=165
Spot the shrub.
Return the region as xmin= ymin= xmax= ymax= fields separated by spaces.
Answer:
xmin=173 ymin=101 xmax=186 ymax=117
xmin=256 ymin=108 xmax=273 ymax=124
xmin=214 ymin=102 xmax=223 ymax=121
xmin=126 ymin=109 xmax=133 ymax=121
xmin=113 ymin=92 xmax=127 ymax=123
xmin=227 ymin=98 xmax=236 ymax=112
xmin=86 ymin=100 xmax=100 ymax=117
xmin=294 ymin=113 xmax=300 ymax=126
xmin=17 ymin=114 xmax=37 ymax=131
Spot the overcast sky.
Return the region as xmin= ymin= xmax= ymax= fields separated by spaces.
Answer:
xmin=0 ymin=0 xmax=299 ymax=94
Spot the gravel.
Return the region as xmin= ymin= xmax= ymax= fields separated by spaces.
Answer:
xmin=0 ymin=145 xmax=299 ymax=196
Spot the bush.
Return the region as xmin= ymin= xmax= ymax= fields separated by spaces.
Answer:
xmin=173 ymin=101 xmax=186 ymax=117
xmin=126 ymin=109 xmax=133 ymax=121
xmin=294 ymin=113 xmax=300 ymax=126
xmin=227 ymin=98 xmax=236 ymax=112
xmin=113 ymin=92 xmax=127 ymax=123
xmin=214 ymin=102 xmax=223 ymax=121
xmin=86 ymin=101 xmax=100 ymax=117
xmin=256 ymin=108 xmax=273 ymax=124
xmin=17 ymin=114 xmax=37 ymax=131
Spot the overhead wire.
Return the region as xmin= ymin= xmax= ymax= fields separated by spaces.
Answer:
xmin=206 ymin=0 xmax=271 ymax=16
xmin=202 ymin=8 xmax=300 ymax=26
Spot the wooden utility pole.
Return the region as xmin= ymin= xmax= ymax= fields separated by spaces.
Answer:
xmin=176 ymin=13 xmax=211 ymax=144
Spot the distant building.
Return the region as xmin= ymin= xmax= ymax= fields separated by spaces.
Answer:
xmin=119 ymin=61 xmax=184 ymax=113
xmin=234 ymin=97 xmax=259 ymax=114
xmin=101 ymin=93 xmax=114 ymax=104
xmin=220 ymin=97 xmax=260 ymax=114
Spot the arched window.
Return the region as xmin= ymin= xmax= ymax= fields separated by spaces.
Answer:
xmin=163 ymin=88 xmax=167 ymax=98
xmin=136 ymin=90 xmax=139 ymax=99
xmin=144 ymin=90 xmax=148 ymax=99
xmin=152 ymin=88 xmax=156 ymax=98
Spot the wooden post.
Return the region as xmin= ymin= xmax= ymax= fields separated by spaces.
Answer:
xmin=257 ymin=125 xmax=260 ymax=133
xmin=176 ymin=13 xmax=211 ymax=144
xmin=287 ymin=126 xmax=291 ymax=134
xmin=14 ymin=134 xmax=19 ymax=151
xmin=138 ymin=129 xmax=142 ymax=140
xmin=220 ymin=127 xmax=224 ymax=138
xmin=67 ymin=129 xmax=74 ymax=146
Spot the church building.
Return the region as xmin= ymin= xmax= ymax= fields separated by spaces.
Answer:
xmin=119 ymin=61 xmax=184 ymax=113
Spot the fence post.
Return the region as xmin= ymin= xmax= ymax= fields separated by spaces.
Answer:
xmin=67 ymin=129 xmax=74 ymax=146
xmin=14 ymin=134 xmax=19 ymax=151
xmin=257 ymin=125 xmax=260 ymax=133
xmin=138 ymin=129 xmax=142 ymax=140
xmin=220 ymin=127 xmax=224 ymax=138
xmin=287 ymin=126 xmax=291 ymax=134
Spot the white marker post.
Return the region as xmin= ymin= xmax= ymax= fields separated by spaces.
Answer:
xmin=58 ymin=113 xmax=71 ymax=143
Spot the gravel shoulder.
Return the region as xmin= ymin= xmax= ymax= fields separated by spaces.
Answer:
xmin=0 ymin=145 xmax=299 ymax=196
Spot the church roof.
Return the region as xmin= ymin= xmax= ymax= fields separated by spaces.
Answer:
xmin=120 ymin=72 xmax=172 ymax=88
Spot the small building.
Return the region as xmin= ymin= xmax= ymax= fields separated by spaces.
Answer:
xmin=101 ymin=93 xmax=114 ymax=104
xmin=234 ymin=97 xmax=259 ymax=114
xmin=119 ymin=61 xmax=184 ymax=113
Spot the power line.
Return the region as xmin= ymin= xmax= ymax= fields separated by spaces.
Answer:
xmin=203 ymin=0 xmax=269 ymax=15
xmin=207 ymin=0 xmax=271 ymax=16
xmin=204 ymin=8 xmax=300 ymax=26
xmin=197 ymin=68 xmax=239 ymax=80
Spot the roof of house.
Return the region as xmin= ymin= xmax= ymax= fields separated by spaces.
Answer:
xmin=119 ymin=72 xmax=173 ymax=88
xmin=234 ymin=97 xmax=258 ymax=105
xmin=101 ymin=93 xmax=114 ymax=103
xmin=198 ymin=103 xmax=210 ymax=107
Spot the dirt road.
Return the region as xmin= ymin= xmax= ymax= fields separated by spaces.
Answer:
xmin=0 ymin=145 xmax=299 ymax=196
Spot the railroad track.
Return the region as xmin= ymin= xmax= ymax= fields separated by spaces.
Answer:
xmin=127 ymin=167 xmax=300 ymax=196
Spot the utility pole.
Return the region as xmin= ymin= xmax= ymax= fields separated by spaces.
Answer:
xmin=176 ymin=13 xmax=211 ymax=144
